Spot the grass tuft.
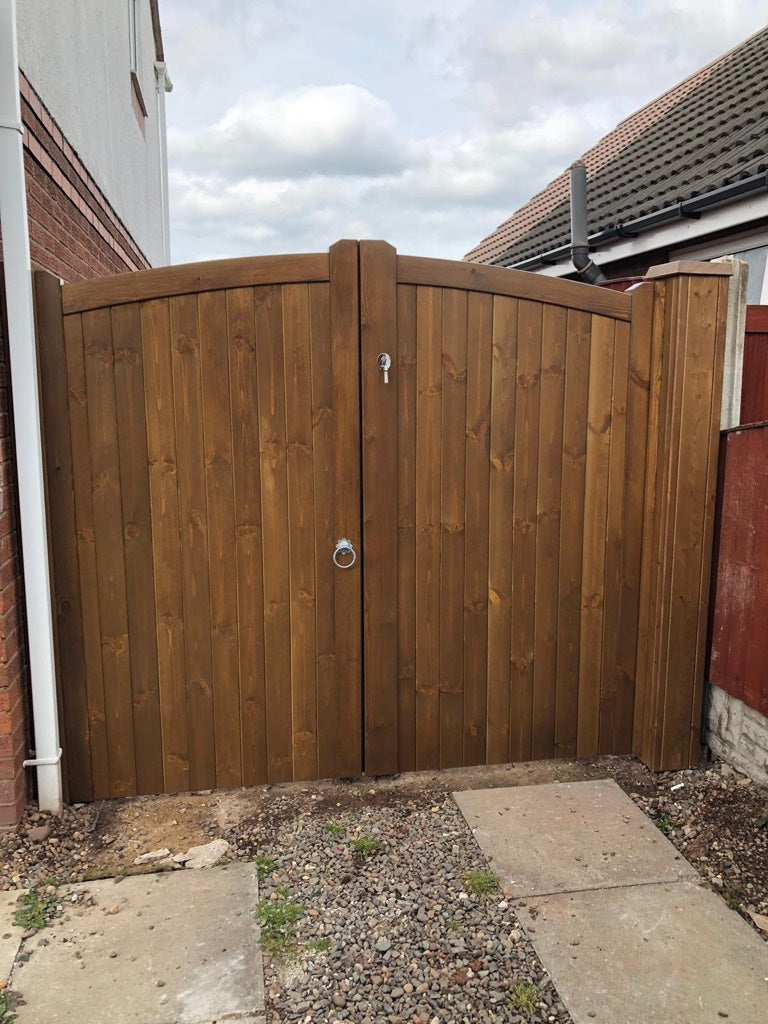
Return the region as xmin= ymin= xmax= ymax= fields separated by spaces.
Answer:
xmin=350 ymin=835 xmax=382 ymax=860
xmin=253 ymin=855 xmax=277 ymax=883
xmin=256 ymin=890 xmax=304 ymax=960
xmin=13 ymin=885 xmax=59 ymax=931
xmin=0 ymin=990 xmax=17 ymax=1023
xmin=324 ymin=821 xmax=345 ymax=838
xmin=464 ymin=869 xmax=499 ymax=896
xmin=653 ymin=812 xmax=678 ymax=837
xmin=509 ymin=980 xmax=540 ymax=1014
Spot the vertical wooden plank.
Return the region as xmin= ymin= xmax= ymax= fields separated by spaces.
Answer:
xmin=82 ymin=307 xmax=136 ymax=797
xmin=463 ymin=291 xmax=492 ymax=766
xmin=254 ymin=284 xmax=293 ymax=783
xmin=227 ymin=287 xmax=268 ymax=786
xmin=689 ymin=276 xmax=729 ymax=764
xmin=439 ymin=288 xmax=467 ymax=768
xmin=396 ymin=284 xmax=417 ymax=772
xmin=34 ymin=274 xmax=92 ymax=801
xmin=63 ymin=313 xmax=110 ymax=798
xmin=486 ymin=296 xmax=517 ymax=764
xmin=510 ymin=300 xmax=542 ymax=763
xmin=309 ymin=282 xmax=337 ymax=779
xmin=199 ymin=290 xmax=241 ymax=788
xmin=360 ymin=241 xmax=399 ymax=775
xmin=555 ymin=310 xmax=590 ymax=757
xmin=532 ymin=304 xmax=566 ymax=760
xmin=660 ymin=276 xmax=721 ymax=768
xmin=598 ymin=318 xmax=630 ymax=753
xmin=283 ymin=283 xmax=318 ymax=780
xmin=415 ymin=286 xmax=442 ymax=770
xmin=328 ymin=240 xmax=362 ymax=778
xmin=615 ymin=283 xmax=653 ymax=755
xmin=645 ymin=280 xmax=683 ymax=769
xmin=577 ymin=315 xmax=615 ymax=757
xmin=169 ymin=293 xmax=216 ymax=791
xmin=112 ymin=302 xmax=163 ymax=795
xmin=633 ymin=282 xmax=667 ymax=758
xmin=142 ymin=298 xmax=190 ymax=793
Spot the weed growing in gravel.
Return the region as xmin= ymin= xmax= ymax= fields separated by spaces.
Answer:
xmin=324 ymin=821 xmax=345 ymax=838
xmin=13 ymin=885 xmax=59 ymax=931
xmin=254 ymin=855 xmax=277 ymax=882
xmin=509 ymin=981 xmax=540 ymax=1014
xmin=0 ymin=989 xmax=17 ymax=1024
xmin=350 ymin=835 xmax=382 ymax=860
xmin=257 ymin=889 xmax=304 ymax=960
xmin=447 ymin=919 xmax=462 ymax=932
xmin=721 ymin=878 xmax=747 ymax=911
xmin=464 ymin=869 xmax=499 ymax=896
xmin=304 ymin=938 xmax=332 ymax=954
xmin=654 ymin=813 xmax=679 ymax=836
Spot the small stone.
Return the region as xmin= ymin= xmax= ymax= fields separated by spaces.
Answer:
xmin=109 ymin=952 xmax=117 ymax=959
xmin=179 ymin=839 xmax=229 ymax=869
xmin=157 ymin=980 xmax=165 ymax=988
xmin=133 ymin=848 xmax=171 ymax=866
xmin=332 ymin=993 xmax=346 ymax=1007
xmin=375 ymin=937 xmax=391 ymax=953
xmin=26 ymin=826 xmax=51 ymax=843
xmin=106 ymin=906 xmax=120 ymax=915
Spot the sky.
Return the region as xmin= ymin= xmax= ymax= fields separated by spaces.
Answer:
xmin=159 ymin=1 xmax=768 ymax=265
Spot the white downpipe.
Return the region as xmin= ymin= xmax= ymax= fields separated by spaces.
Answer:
xmin=0 ymin=0 xmax=62 ymax=813
xmin=154 ymin=60 xmax=172 ymax=265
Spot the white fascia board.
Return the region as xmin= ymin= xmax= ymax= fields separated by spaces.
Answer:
xmin=521 ymin=192 xmax=768 ymax=278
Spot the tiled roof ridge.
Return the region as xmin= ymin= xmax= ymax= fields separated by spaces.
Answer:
xmin=465 ymin=24 xmax=768 ymax=264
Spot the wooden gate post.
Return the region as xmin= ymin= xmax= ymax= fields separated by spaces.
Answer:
xmin=632 ymin=261 xmax=732 ymax=771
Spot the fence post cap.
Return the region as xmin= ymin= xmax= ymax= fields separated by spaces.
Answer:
xmin=644 ymin=260 xmax=734 ymax=279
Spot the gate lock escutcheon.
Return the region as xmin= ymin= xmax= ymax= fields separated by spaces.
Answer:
xmin=332 ymin=538 xmax=357 ymax=569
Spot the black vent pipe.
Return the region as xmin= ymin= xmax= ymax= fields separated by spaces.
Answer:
xmin=570 ymin=161 xmax=606 ymax=284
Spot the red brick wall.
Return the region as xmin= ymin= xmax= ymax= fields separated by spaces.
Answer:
xmin=0 ymin=75 xmax=153 ymax=823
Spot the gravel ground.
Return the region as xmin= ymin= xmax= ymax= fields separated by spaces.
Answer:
xmin=251 ymin=789 xmax=570 ymax=1024
xmin=0 ymin=754 xmax=765 ymax=1022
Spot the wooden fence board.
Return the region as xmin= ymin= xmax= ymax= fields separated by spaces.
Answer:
xmin=439 ymin=288 xmax=467 ymax=769
xmin=396 ymin=284 xmax=418 ymax=773
xmin=532 ymin=304 xmax=566 ymax=760
xmin=510 ymin=301 xmax=542 ymax=763
xmin=199 ymin=290 xmax=241 ymax=789
xmin=555 ymin=310 xmax=590 ymax=757
xmin=415 ymin=286 xmax=442 ymax=769
xmin=463 ymin=292 xmax=493 ymax=765
xmin=227 ymin=287 xmax=267 ymax=786
xmin=83 ymin=307 xmax=136 ymax=797
xmin=486 ymin=297 xmax=517 ymax=763
xmin=112 ymin=302 xmax=164 ymax=795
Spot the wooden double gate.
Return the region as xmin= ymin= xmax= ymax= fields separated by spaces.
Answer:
xmin=33 ymin=244 xmax=729 ymax=801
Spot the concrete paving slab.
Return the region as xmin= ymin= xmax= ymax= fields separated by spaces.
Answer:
xmin=11 ymin=863 xmax=264 ymax=1024
xmin=518 ymin=880 xmax=768 ymax=1024
xmin=0 ymin=890 xmax=22 ymax=982
xmin=454 ymin=779 xmax=696 ymax=897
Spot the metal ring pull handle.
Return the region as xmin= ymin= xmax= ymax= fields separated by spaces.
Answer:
xmin=332 ymin=538 xmax=357 ymax=569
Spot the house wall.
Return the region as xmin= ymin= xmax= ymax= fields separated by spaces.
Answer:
xmin=16 ymin=0 xmax=166 ymax=268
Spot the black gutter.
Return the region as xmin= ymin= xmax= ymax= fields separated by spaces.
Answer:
xmin=493 ymin=169 xmax=768 ymax=271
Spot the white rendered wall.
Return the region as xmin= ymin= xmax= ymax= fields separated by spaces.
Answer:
xmin=16 ymin=0 xmax=166 ymax=267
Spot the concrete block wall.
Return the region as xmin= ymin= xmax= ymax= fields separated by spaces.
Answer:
xmin=706 ymin=685 xmax=768 ymax=786
xmin=0 ymin=74 xmax=151 ymax=825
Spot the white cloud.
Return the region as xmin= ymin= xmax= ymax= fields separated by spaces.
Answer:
xmin=168 ymin=85 xmax=420 ymax=179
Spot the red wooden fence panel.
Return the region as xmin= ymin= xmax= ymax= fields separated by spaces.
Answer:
xmin=741 ymin=305 xmax=768 ymax=425
xmin=709 ymin=423 xmax=768 ymax=717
